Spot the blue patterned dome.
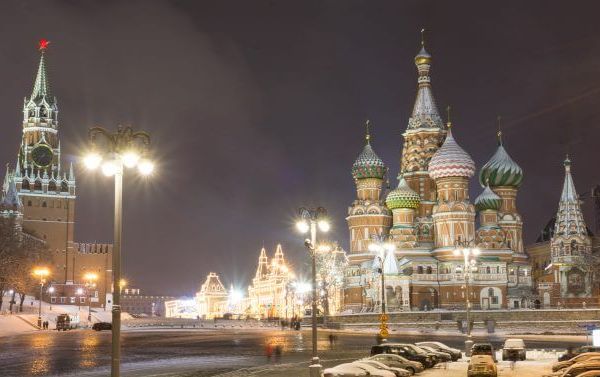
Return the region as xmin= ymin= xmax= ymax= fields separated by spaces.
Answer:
xmin=386 ymin=176 xmax=421 ymax=210
xmin=475 ymin=184 xmax=502 ymax=211
xmin=429 ymin=129 xmax=475 ymax=180
xmin=479 ymin=137 xmax=523 ymax=188
xmin=352 ymin=141 xmax=386 ymax=180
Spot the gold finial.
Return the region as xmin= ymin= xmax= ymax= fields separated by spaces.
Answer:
xmin=421 ymin=28 xmax=426 ymax=47
xmin=496 ymin=115 xmax=503 ymax=145
xmin=446 ymin=105 xmax=452 ymax=129
xmin=365 ymin=119 xmax=371 ymax=144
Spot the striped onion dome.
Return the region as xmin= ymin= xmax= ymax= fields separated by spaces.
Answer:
xmin=352 ymin=143 xmax=386 ymax=180
xmin=386 ymin=176 xmax=421 ymax=210
xmin=479 ymin=136 xmax=523 ymax=188
xmin=428 ymin=129 xmax=475 ymax=180
xmin=475 ymin=184 xmax=502 ymax=211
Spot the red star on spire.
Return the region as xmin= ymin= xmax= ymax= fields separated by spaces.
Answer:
xmin=38 ymin=39 xmax=50 ymax=51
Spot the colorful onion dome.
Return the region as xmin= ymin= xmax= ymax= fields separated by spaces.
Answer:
xmin=428 ymin=128 xmax=475 ymax=180
xmin=479 ymin=132 xmax=523 ymax=188
xmin=475 ymin=183 xmax=502 ymax=211
xmin=386 ymin=176 xmax=421 ymax=210
xmin=351 ymin=121 xmax=386 ymax=180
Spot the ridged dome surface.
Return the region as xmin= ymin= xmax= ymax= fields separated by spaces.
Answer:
xmin=351 ymin=143 xmax=386 ymax=180
xmin=479 ymin=144 xmax=523 ymax=188
xmin=428 ymin=129 xmax=475 ymax=179
xmin=475 ymin=184 xmax=502 ymax=211
xmin=386 ymin=176 xmax=421 ymax=210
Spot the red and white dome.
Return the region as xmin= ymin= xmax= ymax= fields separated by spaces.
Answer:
xmin=428 ymin=129 xmax=475 ymax=179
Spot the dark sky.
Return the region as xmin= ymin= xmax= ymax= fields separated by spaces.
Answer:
xmin=1 ymin=1 xmax=600 ymax=296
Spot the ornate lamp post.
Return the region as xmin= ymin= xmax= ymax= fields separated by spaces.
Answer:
xmin=453 ymin=238 xmax=480 ymax=355
xmin=33 ymin=268 xmax=50 ymax=328
xmin=296 ymin=207 xmax=330 ymax=377
xmin=84 ymin=272 xmax=98 ymax=323
xmin=368 ymin=235 xmax=395 ymax=342
xmin=84 ymin=125 xmax=154 ymax=377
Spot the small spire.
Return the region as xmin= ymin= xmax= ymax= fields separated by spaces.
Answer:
xmin=446 ymin=105 xmax=452 ymax=129
xmin=365 ymin=120 xmax=371 ymax=145
xmin=421 ymin=28 xmax=426 ymax=47
xmin=69 ymin=161 xmax=74 ymax=181
xmin=564 ymin=154 xmax=571 ymax=172
xmin=31 ymin=39 xmax=53 ymax=104
xmin=496 ymin=115 xmax=503 ymax=146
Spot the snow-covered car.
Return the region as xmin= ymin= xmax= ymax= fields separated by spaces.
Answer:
xmin=559 ymin=347 xmax=600 ymax=361
xmin=502 ymin=338 xmax=526 ymax=361
xmin=471 ymin=343 xmax=497 ymax=362
xmin=350 ymin=361 xmax=399 ymax=377
xmin=371 ymin=343 xmax=435 ymax=368
xmin=367 ymin=353 xmax=424 ymax=375
xmin=552 ymin=352 xmax=600 ymax=372
xmin=323 ymin=363 xmax=369 ymax=377
xmin=416 ymin=341 xmax=462 ymax=360
xmin=561 ymin=360 xmax=600 ymax=377
xmin=353 ymin=360 xmax=410 ymax=377
xmin=417 ymin=345 xmax=452 ymax=362
xmin=467 ymin=355 xmax=497 ymax=377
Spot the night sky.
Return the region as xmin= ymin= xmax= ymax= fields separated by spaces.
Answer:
xmin=1 ymin=1 xmax=600 ymax=296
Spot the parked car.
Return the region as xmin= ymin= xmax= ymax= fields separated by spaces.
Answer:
xmin=467 ymin=355 xmax=497 ymax=377
xmin=56 ymin=313 xmax=79 ymax=331
xmin=353 ymin=360 xmax=410 ymax=377
xmin=559 ymin=347 xmax=600 ymax=361
xmin=416 ymin=341 xmax=462 ymax=360
xmin=552 ymin=353 xmax=600 ymax=372
xmin=400 ymin=344 xmax=439 ymax=366
xmin=371 ymin=343 xmax=435 ymax=368
xmin=502 ymin=338 xmax=526 ymax=361
xmin=417 ymin=345 xmax=452 ymax=362
xmin=323 ymin=363 xmax=370 ymax=377
xmin=92 ymin=322 xmax=112 ymax=331
xmin=471 ymin=343 xmax=497 ymax=362
xmin=561 ymin=360 xmax=600 ymax=377
xmin=367 ymin=354 xmax=424 ymax=375
xmin=350 ymin=362 xmax=396 ymax=377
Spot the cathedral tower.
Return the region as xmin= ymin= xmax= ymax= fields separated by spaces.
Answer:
xmin=429 ymin=124 xmax=476 ymax=254
xmin=400 ymin=37 xmax=447 ymax=218
xmin=346 ymin=123 xmax=392 ymax=263
xmin=13 ymin=41 xmax=76 ymax=283
xmin=479 ymin=130 xmax=524 ymax=254
xmin=385 ymin=176 xmax=420 ymax=248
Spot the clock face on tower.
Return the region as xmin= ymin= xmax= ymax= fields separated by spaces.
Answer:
xmin=31 ymin=144 xmax=54 ymax=168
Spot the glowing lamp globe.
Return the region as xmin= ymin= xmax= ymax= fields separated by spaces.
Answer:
xmin=121 ymin=151 xmax=140 ymax=168
xmin=318 ymin=220 xmax=330 ymax=232
xmin=296 ymin=220 xmax=310 ymax=234
xmin=84 ymin=153 xmax=102 ymax=170
xmin=138 ymin=159 xmax=155 ymax=176
xmin=101 ymin=160 xmax=119 ymax=177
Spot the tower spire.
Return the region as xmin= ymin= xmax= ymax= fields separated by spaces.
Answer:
xmin=31 ymin=39 xmax=53 ymax=104
xmin=365 ymin=120 xmax=371 ymax=145
xmin=446 ymin=105 xmax=452 ymax=129
xmin=554 ymin=155 xmax=587 ymax=237
xmin=497 ymin=115 xmax=503 ymax=146
xmin=421 ymin=28 xmax=426 ymax=47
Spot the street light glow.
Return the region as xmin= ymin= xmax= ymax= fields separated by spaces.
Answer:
xmin=138 ymin=158 xmax=155 ymax=176
xmin=101 ymin=160 xmax=119 ymax=177
xmin=84 ymin=272 xmax=98 ymax=281
xmin=76 ymin=288 xmax=84 ymax=295
xmin=296 ymin=220 xmax=310 ymax=234
xmin=368 ymin=243 xmax=380 ymax=252
xmin=317 ymin=220 xmax=330 ymax=232
xmin=84 ymin=152 xmax=102 ymax=170
xmin=33 ymin=268 xmax=50 ymax=278
xmin=121 ymin=151 xmax=140 ymax=168
xmin=384 ymin=242 xmax=396 ymax=252
xmin=48 ymin=287 xmax=55 ymax=293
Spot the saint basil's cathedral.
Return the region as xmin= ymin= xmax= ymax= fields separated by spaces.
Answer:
xmin=343 ymin=38 xmax=600 ymax=312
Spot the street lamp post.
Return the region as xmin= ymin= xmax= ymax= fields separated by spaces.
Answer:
xmin=296 ymin=207 xmax=330 ymax=377
xmin=33 ymin=268 xmax=50 ymax=328
xmin=453 ymin=238 xmax=480 ymax=355
xmin=84 ymin=125 xmax=154 ymax=377
xmin=76 ymin=288 xmax=84 ymax=311
xmin=84 ymin=272 xmax=98 ymax=323
xmin=48 ymin=287 xmax=55 ymax=311
xmin=368 ymin=235 xmax=395 ymax=343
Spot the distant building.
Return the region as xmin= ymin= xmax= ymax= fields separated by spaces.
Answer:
xmin=195 ymin=272 xmax=228 ymax=319
xmin=120 ymin=288 xmax=175 ymax=317
xmin=164 ymin=298 xmax=199 ymax=319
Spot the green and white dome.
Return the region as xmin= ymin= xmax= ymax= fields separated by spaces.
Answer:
xmin=475 ymin=184 xmax=502 ymax=211
xmin=386 ymin=176 xmax=421 ymax=210
xmin=479 ymin=136 xmax=523 ymax=188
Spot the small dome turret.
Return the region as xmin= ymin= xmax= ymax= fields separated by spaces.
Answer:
xmin=475 ymin=183 xmax=502 ymax=211
xmin=386 ymin=176 xmax=421 ymax=210
xmin=351 ymin=121 xmax=386 ymax=180
xmin=479 ymin=131 xmax=523 ymax=188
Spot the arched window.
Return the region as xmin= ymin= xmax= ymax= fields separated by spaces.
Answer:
xmin=426 ymin=266 xmax=432 ymax=274
xmin=48 ymin=181 xmax=57 ymax=192
xmin=488 ymin=288 xmax=494 ymax=297
xmin=486 ymin=266 xmax=491 ymax=274
xmin=570 ymin=240 xmax=577 ymax=254
xmin=22 ymin=179 xmax=30 ymax=190
xmin=61 ymin=181 xmax=68 ymax=192
xmin=42 ymin=201 xmax=47 ymax=208
xmin=27 ymin=200 xmax=32 ymax=207
xmin=417 ymin=266 xmax=424 ymax=274
xmin=33 ymin=180 xmax=42 ymax=191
